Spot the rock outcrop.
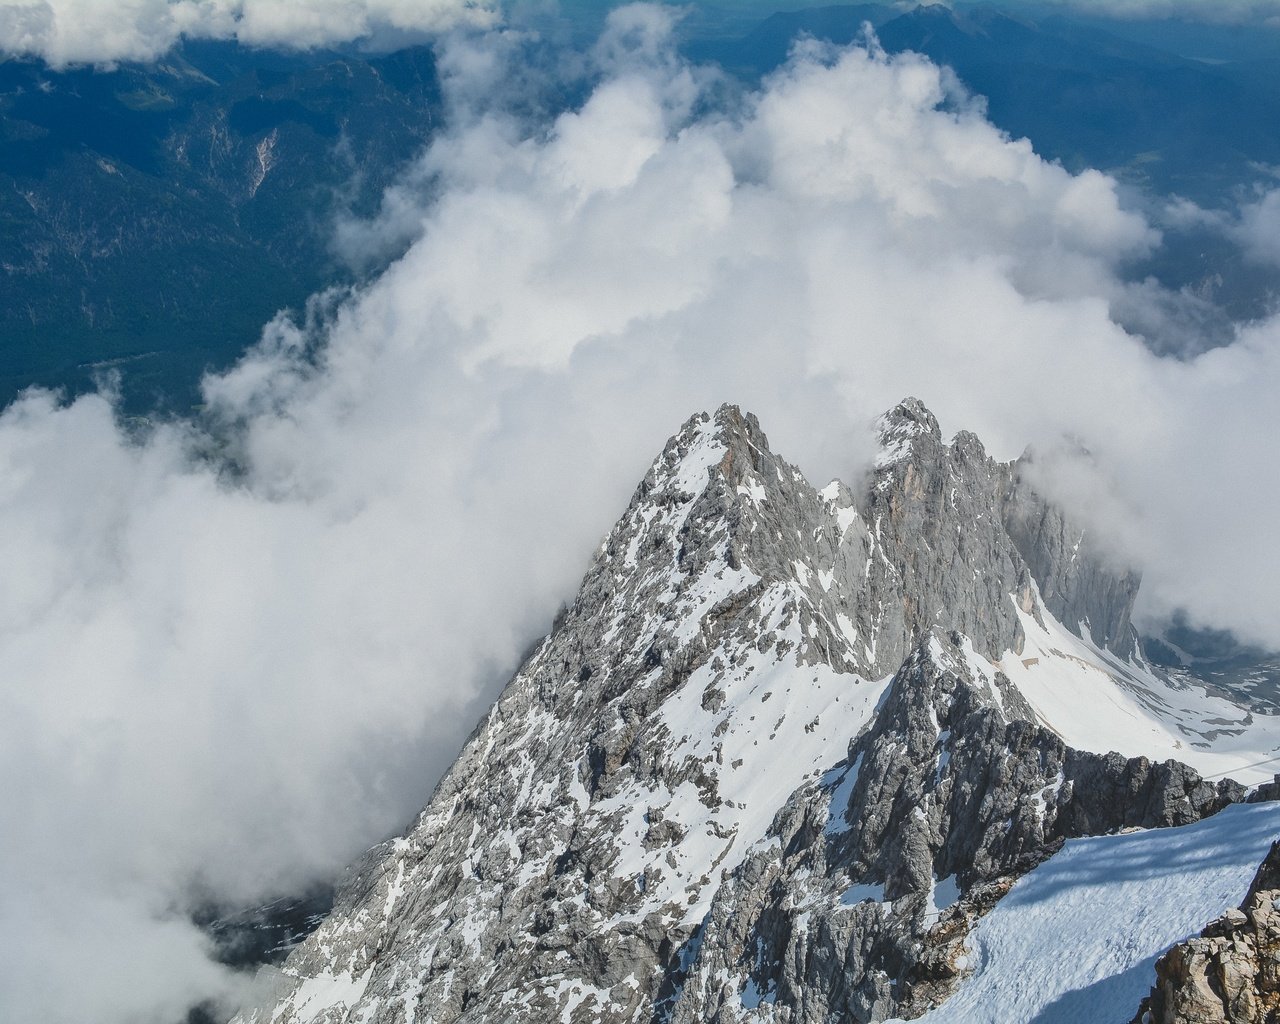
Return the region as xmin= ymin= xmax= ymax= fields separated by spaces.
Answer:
xmin=667 ymin=633 xmax=1244 ymax=1024
xmin=1133 ymin=843 xmax=1280 ymax=1024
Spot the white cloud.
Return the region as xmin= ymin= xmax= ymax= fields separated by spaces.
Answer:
xmin=3 ymin=6 xmax=1280 ymax=1020
xmin=1234 ymin=187 xmax=1280 ymax=268
xmin=1161 ymin=186 xmax=1280 ymax=268
xmin=0 ymin=0 xmax=498 ymax=67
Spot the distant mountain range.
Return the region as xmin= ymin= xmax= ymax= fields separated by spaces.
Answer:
xmin=688 ymin=2 xmax=1280 ymax=200
xmin=0 ymin=42 xmax=441 ymax=412
xmin=4 ymin=4 xmax=1280 ymax=413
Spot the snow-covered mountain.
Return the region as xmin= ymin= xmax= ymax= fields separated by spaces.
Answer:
xmin=232 ymin=400 xmax=1280 ymax=1024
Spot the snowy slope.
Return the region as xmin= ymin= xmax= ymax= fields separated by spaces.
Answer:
xmin=895 ymin=800 xmax=1280 ymax=1024
xmin=596 ymin=594 xmax=894 ymax=926
xmin=972 ymin=603 xmax=1280 ymax=785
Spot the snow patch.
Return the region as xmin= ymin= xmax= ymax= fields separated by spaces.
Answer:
xmin=274 ymin=967 xmax=373 ymax=1023
xmin=823 ymin=753 xmax=864 ymax=836
xmin=928 ymin=875 xmax=960 ymax=918
xmin=840 ymin=882 xmax=886 ymax=906
xmin=741 ymin=976 xmax=776 ymax=1009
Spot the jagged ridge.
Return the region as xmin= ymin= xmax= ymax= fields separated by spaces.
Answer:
xmin=233 ymin=401 xmax=1279 ymax=1024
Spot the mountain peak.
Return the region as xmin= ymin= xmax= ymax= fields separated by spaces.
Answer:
xmin=232 ymin=403 xmax=1277 ymax=1024
xmin=875 ymin=396 xmax=942 ymax=468
xmin=880 ymin=395 xmax=941 ymax=435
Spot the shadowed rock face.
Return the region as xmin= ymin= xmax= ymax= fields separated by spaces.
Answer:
xmin=1003 ymin=454 xmax=1142 ymax=659
xmin=230 ymin=401 xmax=1231 ymax=1024
xmin=1132 ymin=843 xmax=1280 ymax=1024
xmin=669 ymin=633 xmax=1243 ymax=1024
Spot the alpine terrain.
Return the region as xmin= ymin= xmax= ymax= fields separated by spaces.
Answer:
xmin=231 ymin=400 xmax=1280 ymax=1024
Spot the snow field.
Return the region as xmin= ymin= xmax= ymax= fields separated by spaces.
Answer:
xmin=899 ymin=800 xmax=1280 ymax=1024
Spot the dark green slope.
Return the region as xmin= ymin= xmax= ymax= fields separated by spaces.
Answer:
xmin=686 ymin=3 xmax=1280 ymax=201
xmin=0 ymin=43 xmax=443 ymax=413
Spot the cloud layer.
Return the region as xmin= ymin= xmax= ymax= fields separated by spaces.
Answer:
xmin=0 ymin=0 xmax=498 ymax=66
xmin=7 ymin=0 xmax=1280 ymax=69
xmin=4 ymin=6 xmax=1280 ymax=1021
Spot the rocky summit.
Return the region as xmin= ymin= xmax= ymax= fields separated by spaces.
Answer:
xmin=232 ymin=401 xmax=1280 ymax=1024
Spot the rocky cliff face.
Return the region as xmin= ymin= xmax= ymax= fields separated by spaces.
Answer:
xmin=1133 ymin=843 xmax=1280 ymax=1024
xmin=667 ymin=633 xmax=1244 ymax=1024
xmin=1003 ymin=452 xmax=1142 ymax=659
xmin=232 ymin=401 xmax=1264 ymax=1024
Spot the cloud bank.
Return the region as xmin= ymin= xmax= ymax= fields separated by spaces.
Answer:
xmin=4 ymin=6 xmax=1280 ymax=1021
xmin=1235 ymin=188 xmax=1280 ymax=268
xmin=0 ymin=0 xmax=498 ymax=67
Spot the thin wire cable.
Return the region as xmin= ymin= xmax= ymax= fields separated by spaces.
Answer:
xmin=1199 ymin=753 xmax=1280 ymax=781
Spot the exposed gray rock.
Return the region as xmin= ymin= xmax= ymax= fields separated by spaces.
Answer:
xmin=667 ymin=632 xmax=1243 ymax=1024
xmin=1003 ymin=450 xmax=1142 ymax=658
xmin=230 ymin=401 xmax=1244 ymax=1024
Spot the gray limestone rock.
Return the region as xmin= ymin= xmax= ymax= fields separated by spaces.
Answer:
xmin=667 ymin=632 xmax=1243 ymax=1024
xmin=230 ymin=400 xmax=1250 ymax=1024
xmin=1003 ymin=450 xmax=1142 ymax=658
